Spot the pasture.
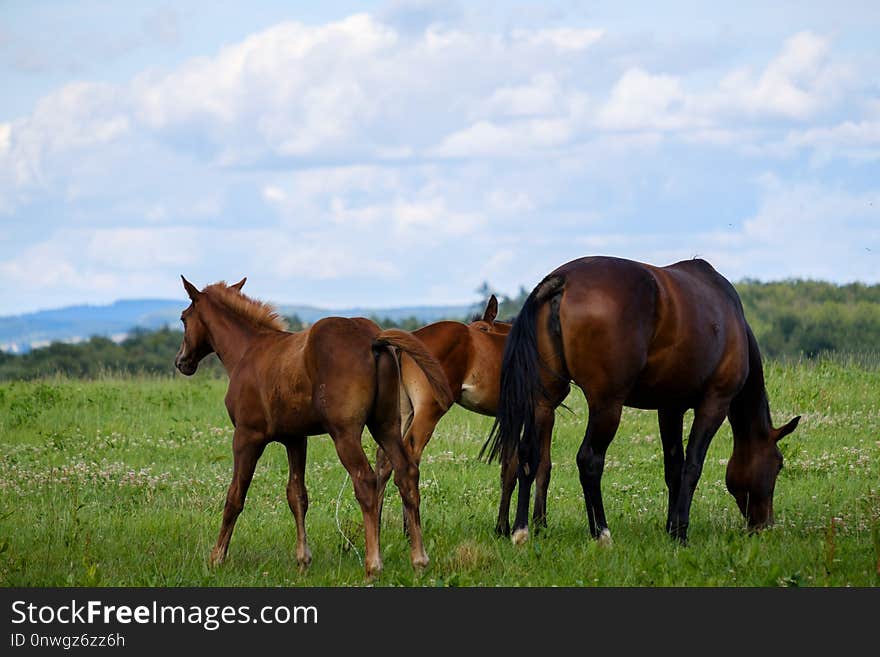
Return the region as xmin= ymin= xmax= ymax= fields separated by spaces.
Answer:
xmin=1 ymin=358 xmax=878 ymax=587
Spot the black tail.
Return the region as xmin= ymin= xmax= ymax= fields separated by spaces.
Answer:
xmin=480 ymin=275 xmax=565 ymax=469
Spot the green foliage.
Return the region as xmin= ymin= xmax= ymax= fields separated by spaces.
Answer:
xmin=1 ymin=279 xmax=878 ymax=380
xmin=0 ymin=328 xmax=224 ymax=380
xmin=737 ymin=280 xmax=880 ymax=358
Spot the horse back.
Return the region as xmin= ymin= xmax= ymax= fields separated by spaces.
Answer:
xmin=553 ymin=256 xmax=749 ymax=408
xmin=641 ymin=259 xmax=750 ymax=406
xmin=226 ymin=317 xmax=384 ymax=437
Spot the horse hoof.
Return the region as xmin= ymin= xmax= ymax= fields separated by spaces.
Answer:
xmin=597 ymin=528 xmax=613 ymax=547
xmin=411 ymin=553 xmax=430 ymax=571
xmin=365 ymin=559 xmax=383 ymax=580
xmin=511 ymin=528 xmax=529 ymax=545
xmin=208 ymin=548 xmax=226 ymax=568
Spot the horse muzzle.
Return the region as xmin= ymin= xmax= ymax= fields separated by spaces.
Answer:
xmin=175 ymin=355 xmax=198 ymax=376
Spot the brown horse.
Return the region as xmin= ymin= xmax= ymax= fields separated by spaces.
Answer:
xmin=376 ymin=296 xmax=548 ymax=536
xmin=174 ymin=276 xmax=453 ymax=577
xmin=483 ymin=256 xmax=800 ymax=546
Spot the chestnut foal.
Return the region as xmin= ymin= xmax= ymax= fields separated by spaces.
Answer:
xmin=175 ymin=277 xmax=452 ymax=577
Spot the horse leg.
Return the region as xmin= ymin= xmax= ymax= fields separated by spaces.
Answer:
xmin=375 ymin=446 xmax=393 ymax=525
xmin=576 ymin=401 xmax=623 ymax=544
xmin=532 ymin=409 xmax=556 ymax=531
xmin=371 ymin=423 xmax=429 ymax=571
xmin=669 ymin=399 xmax=728 ymax=545
xmin=510 ymin=448 xmax=536 ymax=545
xmin=331 ymin=429 xmax=383 ymax=578
xmin=369 ymin=348 xmax=429 ymax=570
xmin=376 ymin=379 xmax=419 ymax=531
xmin=495 ymin=448 xmax=518 ymax=537
xmin=210 ymin=429 xmax=265 ymax=566
xmin=284 ymin=436 xmax=311 ymax=570
xmin=397 ymin=406 xmax=444 ymax=536
xmin=657 ymin=407 xmax=685 ymax=535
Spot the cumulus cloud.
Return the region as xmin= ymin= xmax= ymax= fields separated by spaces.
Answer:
xmin=0 ymin=12 xmax=877 ymax=314
xmin=510 ymin=27 xmax=604 ymax=51
xmin=571 ymin=181 xmax=880 ymax=284
xmin=785 ymin=120 xmax=880 ymax=163
xmin=0 ymin=20 xmax=859 ymax=205
xmin=708 ymin=31 xmax=845 ymax=120
xmin=431 ymin=118 xmax=574 ymax=158
xmin=596 ymin=68 xmax=694 ymax=132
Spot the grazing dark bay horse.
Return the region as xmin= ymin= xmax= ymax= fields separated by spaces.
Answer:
xmin=376 ymin=296 xmax=548 ymax=535
xmin=483 ymin=256 xmax=800 ymax=546
xmin=174 ymin=276 xmax=453 ymax=577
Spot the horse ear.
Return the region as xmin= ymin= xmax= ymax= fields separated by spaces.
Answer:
xmin=230 ymin=277 xmax=247 ymax=292
xmin=181 ymin=275 xmax=200 ymax=301
xmin=482 ymin=294 xmax=498 ymax=323
xmin=775 ymin=415 xmax=801 ymax=442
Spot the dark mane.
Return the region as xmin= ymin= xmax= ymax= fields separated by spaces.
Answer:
xmin=727 ymin=324 xmax=772 ymax=439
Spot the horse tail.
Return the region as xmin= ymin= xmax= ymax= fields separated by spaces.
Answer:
xmin=480 ymin=274 xmax=566 ymax=469
xmin=373 ymin=329 xmax=454 ymax=411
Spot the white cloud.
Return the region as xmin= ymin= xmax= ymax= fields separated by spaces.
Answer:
xmin=596 ymin=68 xmax=699 ymax=132
xmin=736 ymin=181 xmax=879 ymax=281
xmin=511 ymin=27 xmax=604 ymax=51
xmin=262 ymin=185 xmax=287 ymax=203
xmin=0 ymin=81 xmax=130 ymax=212
xmin=480 ymin=74 xmax=565 ymax=118
xmin=324 ymin=195 xmax=486 ymax=241
xmin=432 ymin=118 xmax=573 ymax=157
xmin=131 ymin=14 xmax=398 ymax=162
xmin=0 ymin=124 xmax=10 ymax=154
xmin=785 ymin=120 xmax=880 ymax=163
xmin=486 ymin=189 xmax=535 ymax=214
xmin=563 ymin=178 xmax=880 ymax=285
xmin=270 ymin=241 xmax=398 ymax=281
xmin=86 ymin=228 xmax=199 ymax=270
xmin=708 ymin=31 xmax=844 ymax=120
xmin=1 ymin=13 xmax=878 ymax=314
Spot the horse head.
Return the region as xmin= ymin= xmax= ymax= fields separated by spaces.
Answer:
xmin=175 ymin=275 xmax=246 ymax=375
xmin=725 ymin=415 xmax=800 ymax=529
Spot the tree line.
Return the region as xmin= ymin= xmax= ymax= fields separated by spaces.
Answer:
xmin=1 ymin=279 xmax=878 ymax=380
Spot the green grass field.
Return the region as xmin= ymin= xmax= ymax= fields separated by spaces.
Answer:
xmin=1 ymin=359 xmax=878 ymax=587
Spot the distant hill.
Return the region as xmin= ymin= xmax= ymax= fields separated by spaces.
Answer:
xmin=0 ymin=299 xmax=473 ymax=353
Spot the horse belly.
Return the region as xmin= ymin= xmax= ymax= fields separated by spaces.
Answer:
xmin=624 ymin=377 xmax=702 ymax=410
xmin=458 ymin=384 xmax=498 ymax=416
xmin=458 ymin=379 xmax=497 ymax=417
xmin=625 ymin=341 xmax=728 ymax=409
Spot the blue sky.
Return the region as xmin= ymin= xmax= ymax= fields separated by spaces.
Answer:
xmin=1 ymin=1 xmax=878 ymax=315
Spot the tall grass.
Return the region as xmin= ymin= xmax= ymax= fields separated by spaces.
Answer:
xmin=0 ymin=360 xmax=877 ymax=587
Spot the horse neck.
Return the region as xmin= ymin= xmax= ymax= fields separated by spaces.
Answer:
xmin=728 ymin=335 xmax=773 ymax=448
xmin=201 ymin=300 xmax=259 ymax=374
